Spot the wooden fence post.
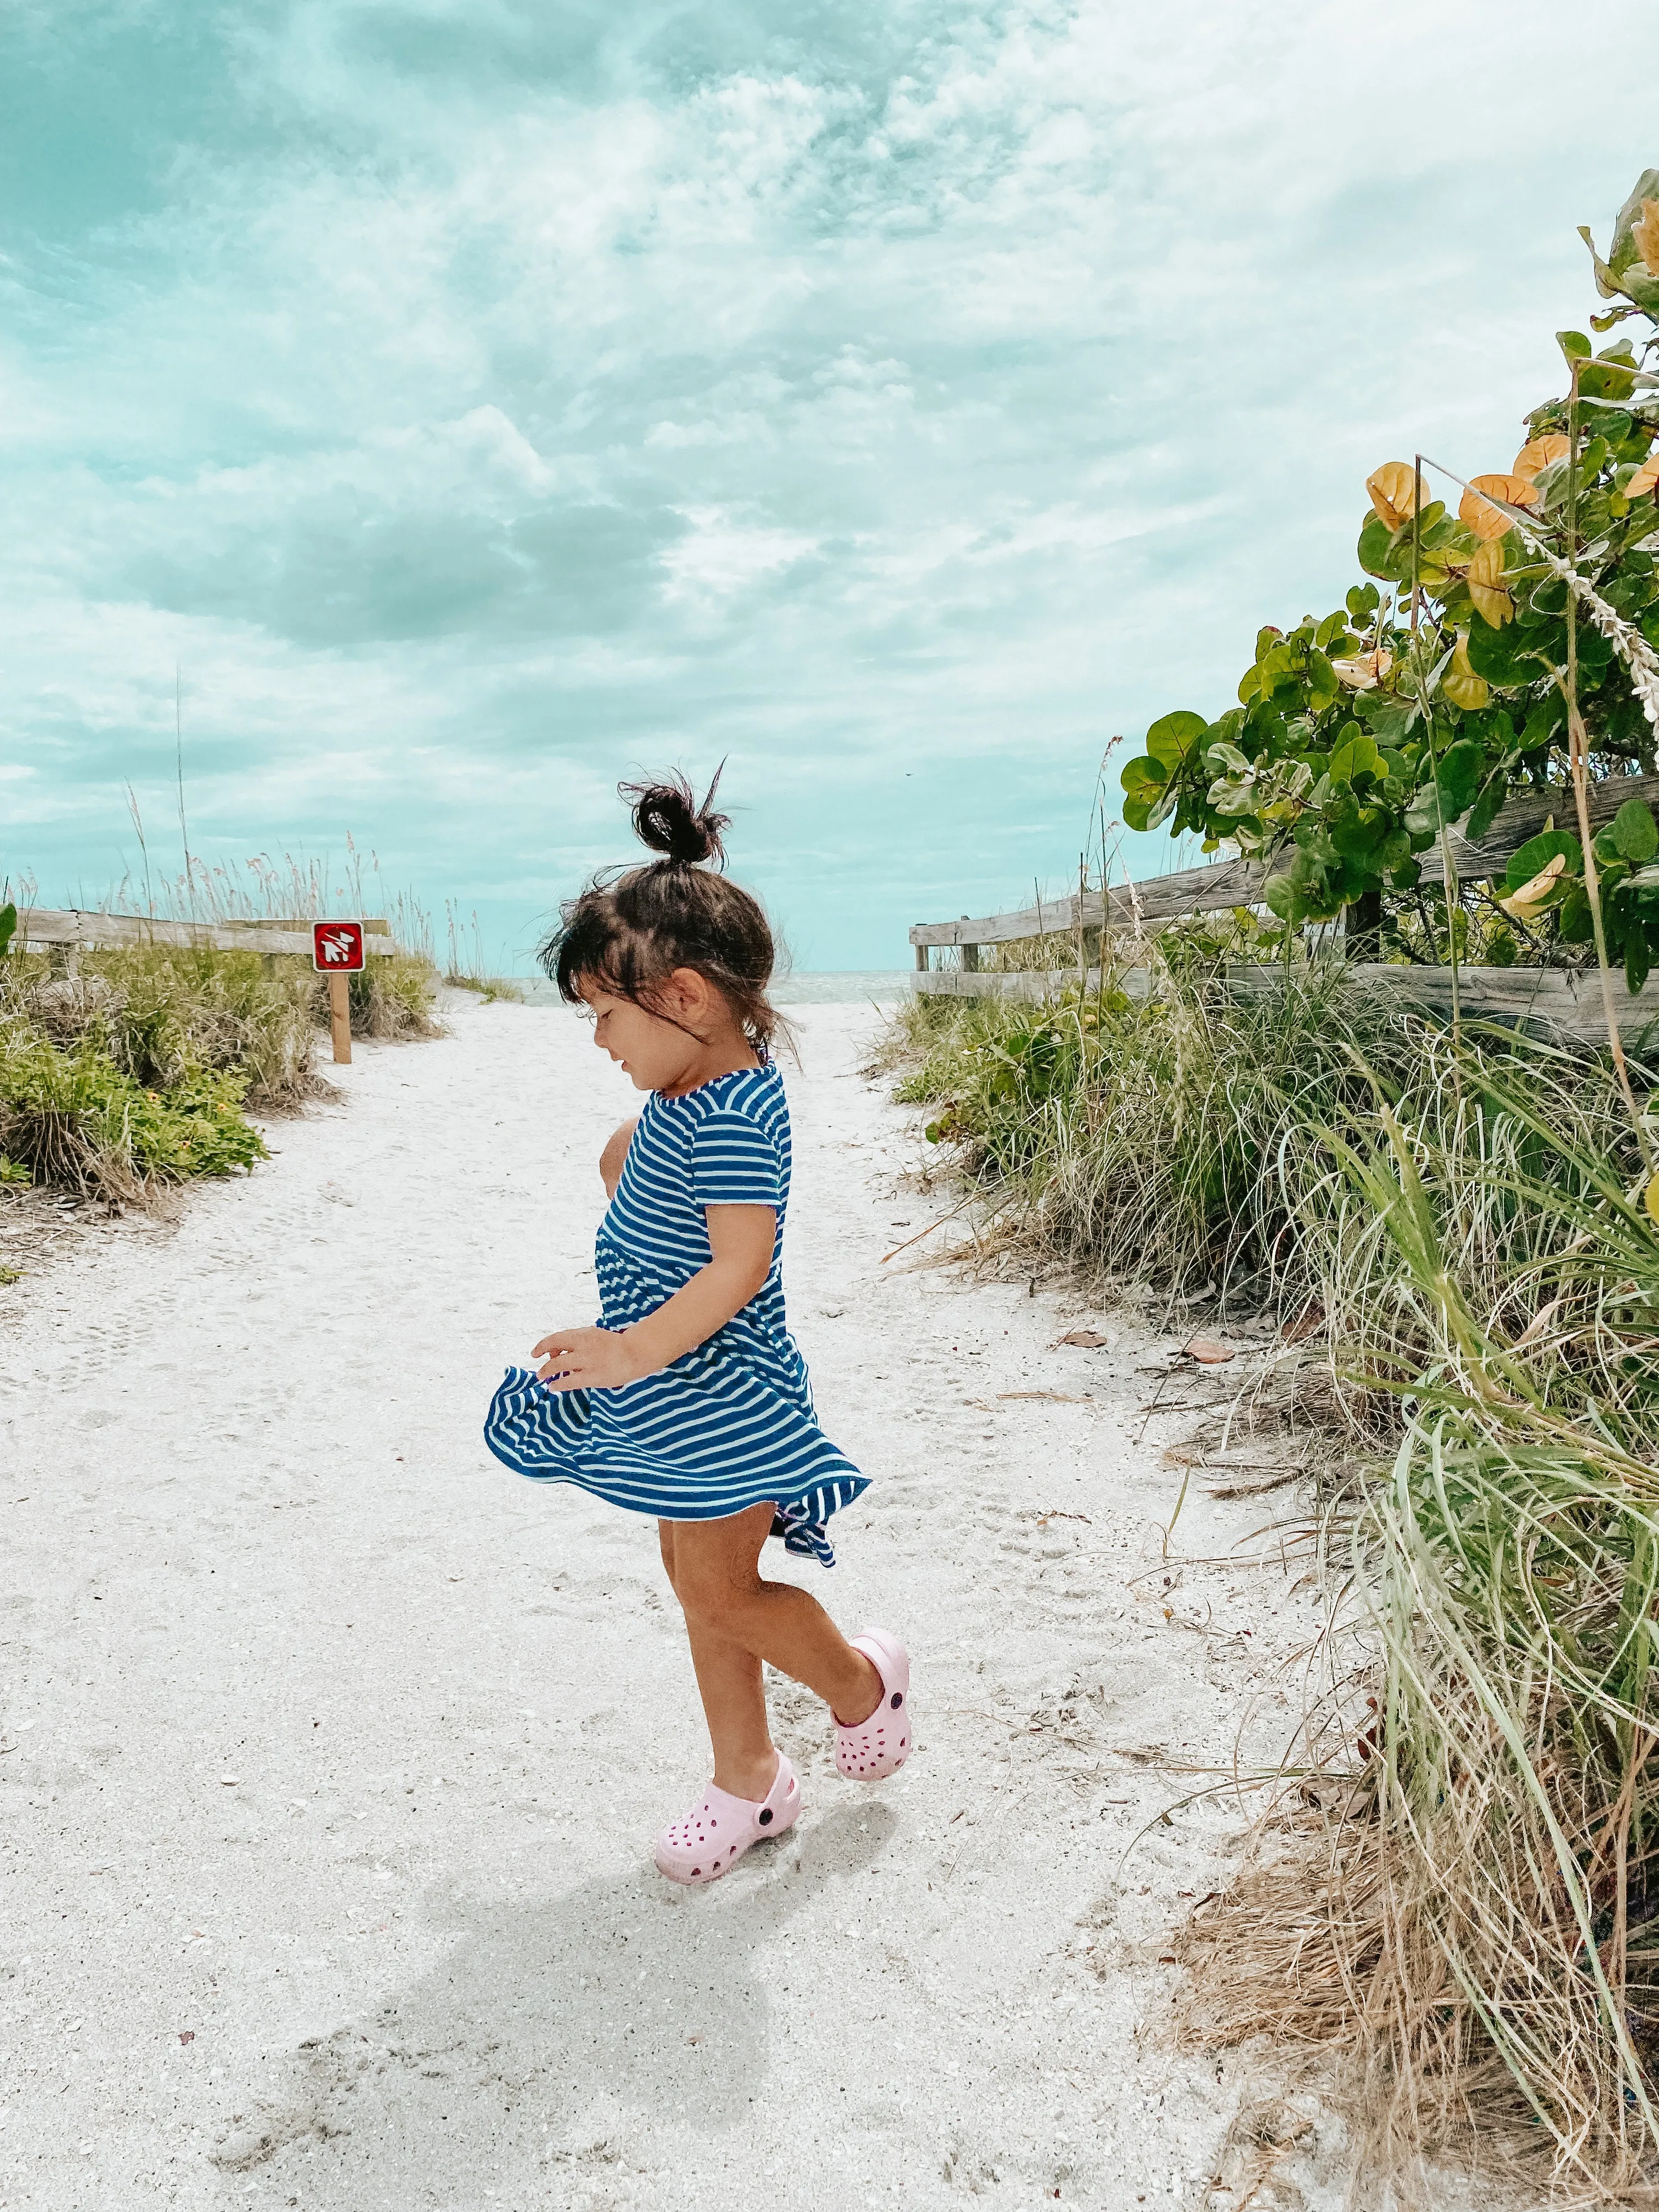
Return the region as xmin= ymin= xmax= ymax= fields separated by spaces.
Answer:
xmin=329 ymin=974 xmax=352 ymax=1065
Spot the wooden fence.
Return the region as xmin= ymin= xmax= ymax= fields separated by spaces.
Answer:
xmin=12 ymin=910 xmax=400 ymax=963
xmin=909 ymin=774 xmax=1659 ymax=1045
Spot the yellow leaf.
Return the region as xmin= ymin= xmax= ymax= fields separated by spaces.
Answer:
xmin=1366 ymin=461 xmax=1420 ymax=532
xmin=1465 ymin=538 xmax=1513 ymax=628
xmin=1459 ymin=474 xmax=1537 ymax=541
xmin=1634 ymin=199 xmax=1659 ymax=280
xmin=1630 ymin=449 xmax=1659 ymax=501
xmin=1498 ymin=851 xmax=1567 ymax=919
xmin=1646 ymin=1171 xmax=1659 ymax=1227
xmin=1330 ymin=646 xmax=1394 ymax=690
xmin=1511 ymin=433 xmax=1571 ymax=480
xmin=1441 ymin=634 xmax=1489 ymax=712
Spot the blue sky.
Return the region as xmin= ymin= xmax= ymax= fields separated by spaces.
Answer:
xmin=1 ymin=2 xmax=1649 ymax=970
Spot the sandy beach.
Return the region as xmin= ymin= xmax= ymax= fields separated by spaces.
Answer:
xmin=2 ymin=998 xmax=1364 ymax=2210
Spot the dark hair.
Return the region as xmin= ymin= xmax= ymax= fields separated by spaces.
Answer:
xmin=539 ymin=769 xmax=783 ymax=1053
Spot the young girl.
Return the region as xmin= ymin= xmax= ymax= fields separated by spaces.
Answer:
xmin=484 ymin=774 xmax=910 ymax=1884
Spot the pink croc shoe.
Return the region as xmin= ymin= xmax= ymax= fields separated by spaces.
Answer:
xmin=836 ymin=1628 xmax=912 ymax=1780
xmin=653 ymin=1752 xmax=800 ymax=1886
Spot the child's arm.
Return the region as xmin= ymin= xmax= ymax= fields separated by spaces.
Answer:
xmin=532 ymin=1204 xmax=776 ymax=1390
xmin=599 ymin=1119 xmax=637 ymax=1201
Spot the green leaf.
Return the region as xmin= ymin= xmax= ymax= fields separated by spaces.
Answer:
xmin=1464 ymin=611 xmax=1537 ymax=686
xmin=1559 ymin=885 xmax=1593 ymax=943
xmin=1121 ymin=754 xmax=1169 ymax=796
xmin=1464 ymin=768 xmax=1510 ymax=845
xmin=1522 ymin=695 xmax=1566 ymax=751
xmin=1435 ymin=737 xmax=1483 ymax=819
xmin=1367 ymin=698 xmax=1417 ymax=746
xmin=1577 ymin=226 xmax=1622 ymax=302
xmin=1144 ymin=711 xmax=1208 ymax=774
xmin=1612 ymin=797 xmax=1659 ymax=864
xmin=1327 ymin=732 xmax=1384 ymax=786
xmin=1204 ymin=740 xmax=1251 ymax=776
xmin=1305 ymin=649 xmax=1339 ymax=710
xmin=0 ymin=903 xmax=15 ymax=959
xmin=1263 ymin=847 xmax=1339 ymax=924
xmin=1557 ymin=329 xmax=1592 ymax=363
xmin=1580 ymin=355 xmax=1639 ymax=402
xmin=1358 ymin=514 xmax=1402 ymax=581
xmin=1404 ymin=784 xmax=1446 ymax=842
xmin=1610 ymin=172 xmax=1659 ymax=280
xmin=1627 ymin=918 xmax=1652 ymax=997
xmin=1505 ymin=830 xmax=1583 ymax=894
xmin=1328 ymin=795 xmax=1387 ymax=863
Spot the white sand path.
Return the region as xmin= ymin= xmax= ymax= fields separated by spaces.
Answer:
xmin=1 ymin=1002 xmax=1360 ymax=2210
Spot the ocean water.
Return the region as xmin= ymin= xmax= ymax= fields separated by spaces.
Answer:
xmin=514 ymin=972 xmax=915 ymax=1007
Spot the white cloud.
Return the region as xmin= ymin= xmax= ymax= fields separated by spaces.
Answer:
xmin=661 ymin=507 xmax=819 ymax=602
xmin=0 ymin=0 xmax=1649 ymax=963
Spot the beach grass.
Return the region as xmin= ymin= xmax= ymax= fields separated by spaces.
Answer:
xmin=0 ymin=842 xmax=443 ymax=1201
xmin=442 ymin=971 xmax=527 ymax=1005
xmin=890 ymin=953 xmax=1659 ymax=2191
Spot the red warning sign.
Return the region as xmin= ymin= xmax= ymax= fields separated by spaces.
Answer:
xmin=312 ymin=920 xmax=365 ymax=974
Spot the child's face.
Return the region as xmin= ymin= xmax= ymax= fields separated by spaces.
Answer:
xmin=578 ymin=974 xmax=725 ymax=1094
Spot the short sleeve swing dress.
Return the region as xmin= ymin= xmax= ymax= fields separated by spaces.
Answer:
xmin=483 ymin=1060 xmax=868 ymax=1565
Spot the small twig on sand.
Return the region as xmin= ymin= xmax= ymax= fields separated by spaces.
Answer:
xmin=880 ymin=1190 xmax=979 ymax=1265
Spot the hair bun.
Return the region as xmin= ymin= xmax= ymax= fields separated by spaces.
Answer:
xmin=623 ymin=769 xmax=729 ymax=867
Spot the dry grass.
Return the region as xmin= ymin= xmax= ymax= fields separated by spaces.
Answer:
xmin=891 ymin=955 xmax=1659 ymax=2199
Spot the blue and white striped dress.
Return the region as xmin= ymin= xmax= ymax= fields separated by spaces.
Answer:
xmin=483 ymin=1062 xmax=868 ymax=1566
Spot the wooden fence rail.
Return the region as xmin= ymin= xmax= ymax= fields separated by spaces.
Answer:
xmin=13 ymin=910 xmax=400 ymax=962
xmin=907 ymin=775 xmax=1659 ymax=1045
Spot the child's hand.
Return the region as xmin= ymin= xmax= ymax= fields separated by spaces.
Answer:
xmin=532 ymin=1324 xmax=644 ymax=1392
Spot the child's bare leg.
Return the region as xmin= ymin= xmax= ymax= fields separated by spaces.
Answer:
xmin=659 ymin=1504 xmax=882 ymax=1799
xmin=680 ymin=1616 xmax=775 ymax=1800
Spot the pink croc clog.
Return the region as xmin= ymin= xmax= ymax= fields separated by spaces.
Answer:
xmin=653 ymin=1752 xmax=800 ymax=1885
xmin=836 ymin=1628 xmax=912 ymax=1780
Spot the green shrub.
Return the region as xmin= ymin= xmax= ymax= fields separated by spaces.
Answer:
xmin=0 ymin=936 xmax=435 ymax=1201
xmin=0 ymin=1029 xmax=265 ymax=1198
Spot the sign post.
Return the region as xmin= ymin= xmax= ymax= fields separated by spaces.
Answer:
xmin=312 ymin=921 xmax=366 ymax=1065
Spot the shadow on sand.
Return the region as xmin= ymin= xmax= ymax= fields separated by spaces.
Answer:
xmin=213 ymin=1799 xmax=899 ymax=2205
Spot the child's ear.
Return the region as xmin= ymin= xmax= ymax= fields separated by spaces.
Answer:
xmin=666 ymin=967 xmax=712 ymax=1022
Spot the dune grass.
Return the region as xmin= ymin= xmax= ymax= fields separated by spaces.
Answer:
xmin=0 ymin=828 xmax=446 ymax=1203
xmin=442 ymin=971 xmax=527 ymax=1004
xmin=0 ymin=937 xmax=439 ymax=1203
xmin=892 ymin=954 xmax=1659 ymax=2194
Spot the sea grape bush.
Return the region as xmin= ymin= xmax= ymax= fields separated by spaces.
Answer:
xmin=1121 ymin=170 xmax=1659 ymax=955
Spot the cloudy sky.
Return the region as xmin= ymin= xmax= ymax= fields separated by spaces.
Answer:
xmin=2 ymin=2 xmax=1649 ymax=970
